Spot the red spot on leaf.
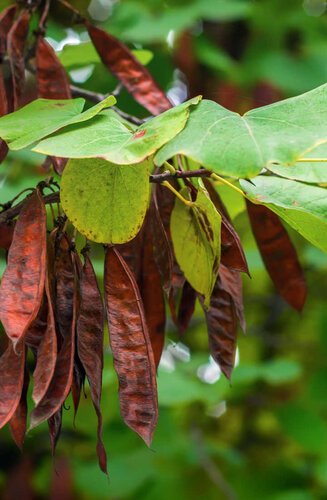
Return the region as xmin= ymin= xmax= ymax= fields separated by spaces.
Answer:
xmin=293 ymin=201 xmax=299 ymax=205
xmin=133 ymin=130 xmax=146 ymax=140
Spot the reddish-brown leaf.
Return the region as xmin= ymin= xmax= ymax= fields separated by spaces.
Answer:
xmin=36 ymin=36 xmax=71 ymax=99
xmin=7 ymin=10 xmax=30 ymax=109
xmin=9 ymin=357 xmax=29 ymax=450
xmin=104 ymin=246 xmax=158 ymax=447
xmin=117 ymin=228 xmax=144 ymax=284
xmin=0 ymin=190 xmax=47 ymax=347
xmin=77 ymin=251 xmax=107 ymax=475
xmin=203 ymin=178 xmax=249 ymax=275
xmin=201 ymin=276 xmax=238 ymax=382
xmin=31 ymin=269 xmax=57 ymax=405
xmin=29 ymin=236 xmax=77 ymax=429
xmin=140 ymin=222 xmax=166 ymax=368
xmin=0 ymin=5 xmax=16 ymax=61
xmin=177 ymin=281 xmax=197 ymax=336
xmin=219 ymin=264 xmax=246 ymax=333
xmin=54 ymin=234 xmax=75 ymax=340
xmin=0 ymin=222 xmax=15 ymax=250
xmin=154 ymin=183 xmax=185 ymax=324
xmin=150 ymin=185 xmax=173 ymax=295
xmin=246 ymin=200 xmax=307 ymax=311
xmin=86 ymin=22 xmax=171 ymax=115
xmin=48 ymin=407 xmax=63 ymax=456
xmin=0 ymin=338 xmax=26 ymax=428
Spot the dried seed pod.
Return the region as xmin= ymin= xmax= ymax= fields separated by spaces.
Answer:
xmin=0 ymin=190 xmax=47 ymax=347
xmin=246 ymin=200 xmax=307 ymax=311
xmin=104 ymin=246 xmax=158 ymax=447
xmin=77 ymin=250 xmax=107 ymax=475
xmin=86 ymin=21 xmax=171 ymax=115
xmin=7 ymin=10 xmax=30 ymax=109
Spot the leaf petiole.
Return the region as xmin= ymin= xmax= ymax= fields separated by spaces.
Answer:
xmin=163 ymin=161 xmax=176 ymax=175
xmin=161 ymin=181 xmax=193 ymax=206
xmin=296 ymin=158 xmax=327 ymax=162
xmin=210 ymin=173 xmax=245 ymax=197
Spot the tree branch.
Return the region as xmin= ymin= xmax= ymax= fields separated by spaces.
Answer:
xmin=150 ymin=169 xmax=212 ymax=183
xmin=0 ymin=169 xmax=217 ymax=223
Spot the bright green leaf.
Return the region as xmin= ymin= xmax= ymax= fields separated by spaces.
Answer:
xmin=170 ymin=186 xmax=221 ymax=307
xmin=0 ymin=96 xmax=116 ymax=150
xmin=240 ymin=176 xmax=327 ymax=253
xmin=155 ymin=84 xmax=327 ymax=178
xmin=60 ymin=157 xmax=151 ymax=244
xmin=33 ymin=96 xmax=201 ymax=164
xmin=268 ymin=143 xmax=327 ymax=183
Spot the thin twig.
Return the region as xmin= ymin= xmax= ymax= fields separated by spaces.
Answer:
xmin=69 ymin=85 xmax=146 ymax=125
xmin=150 ymin=169 xmax=212 ymax=183
xmin=0 ymin=169 xmax=241 ymax=223
xmin=70 ymin=84 xmax=105 ymax=103
xmin=191 ymin=424 xmax=238 ymax=500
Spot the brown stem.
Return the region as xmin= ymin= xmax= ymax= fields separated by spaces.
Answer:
xmin=0 ymin=169 xmax=214 ymax=223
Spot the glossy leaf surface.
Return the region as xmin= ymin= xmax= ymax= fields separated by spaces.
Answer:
xmin=155 ymin=84 xmax=327 ymax=178
xmin=60 ymin=158 xmax=151 ymax=244
xmin=0 ymin=96 xmax=115 ymax=150
xmin=33 ymin=96 xmax=200 ymax=164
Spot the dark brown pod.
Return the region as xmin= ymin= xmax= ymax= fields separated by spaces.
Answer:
xmin=219 ymin=264 xmax=246 ymax=333
xmin=104 ymin=246 xmax=158 ymax=447
xmin=36 ymin=36 xmax=71 ymax=99
xmin=201 ymin=276 xmax=238 ymax=382
xmin=140 ymin=221 xmax=166 ymax=368
xmin=0 ymin=4 xmax=16 ymax=61
xmin=9 ymin=357 xmax=29 ymax=450
xmin=29 ymin=236 xmax=77 ymax=429
xmin=77 ymin=250 xmax=107 ymax=475
xmin=0 ymin=338 xmax=26 ymax=428
xmin=203 ymin=178 xmax=249 ymax=275
xmin=86 ymin=21 xmax=171 ymax=115
xmin=0 ymin=190 xmax=47 ymax=347
xmin=246 ymin=200 xmax=307 ymax=311
xmin=177 ymin=281 xmax=197 ymax=336
xmin=7 ymin=10 xmax=30 ymax=109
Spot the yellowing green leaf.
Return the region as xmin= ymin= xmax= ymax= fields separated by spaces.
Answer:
xmin=60 ymin=158 xmax=151 ymax=244
xmin=170 ymin=186 xmax=221 ymax=307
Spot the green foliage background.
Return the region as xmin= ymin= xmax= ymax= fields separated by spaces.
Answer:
xmin=0 ymin=0 xmax=327 ymax=498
